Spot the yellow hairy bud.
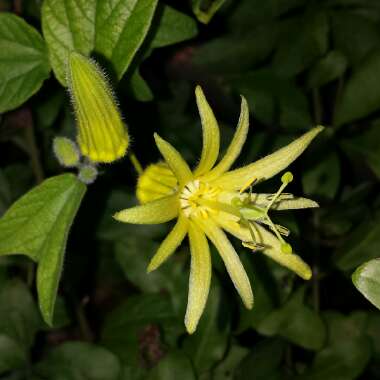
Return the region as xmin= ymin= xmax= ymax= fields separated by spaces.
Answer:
xmin=136 ymin=162 xmax=178 ymax=204
xmin=68 ymin=52 xmax=129 ymax=163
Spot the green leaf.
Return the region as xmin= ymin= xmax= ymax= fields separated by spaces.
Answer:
xmin=340 ymin=121 xmax=380 ymax=179
xmin=234 ymin=339 xmax=284 ymax=380
xmin=302 ymin=151 xmax=341 ymax=200
xmin=42 ymin=0 xmax=158 ymax=85
xmin=0 ymin=13 xmax=51 ymax=113
xmin=322 ymin=311 xmax=368 ymax=346
xmin=193 ymin=23 xmax=277 ymax=74
xmin=307 ymin=51 xmax=348 ymax=88
xmin=129 ymin=70 xmax=154 ymax=102
xmin=297 ymin=337 xmax=371 ymax=380
xmin=272 ymin=12 xmax=329 ymax=78
xmin=0 ymin=280 xmax=40 ymax=349
xmin=352 ymin=258 xmax=380 ymax=310
xmin=366 ymin=312 xmax=380 ymax=361
xmin=258 ymin=288 xmax=326 ymax=350
xmin=232 ymin=69 xmax=311 ymax=128
xmin=334 ymin=50 xmax=380 ymax=126
xmin=0 ymin=174 xmax=86 ymax=325
xmin=334 ymin=212 xmax=380 ymax=271
xmin=212 ymin=345 xmax=249 ymax=380
xmin=192 ymin=0 xmax=226 ymax=24
xmin=237 ymin=255 xmax=276 ymax=332
xmin=331 ymin=11 xmax=380 ymax=66
xmin=101 ymin=294 xmax=180 ymax=367
xmin=115 ymin=236 xmax=188 ymax=314
xmin=35 ymin=89 xmax=65 ymax=128
xmin=147 ymin=351 xmax=196 ymax=380
xmin=183 ymin=279 xmax=230 ymax=373
xmin=151 ymin=5 xmax=198 ymax=49
xmin=33 ymin=342 xmax=121 ymax=380
xmin=0 ymin=335 xmax=27 ymax=374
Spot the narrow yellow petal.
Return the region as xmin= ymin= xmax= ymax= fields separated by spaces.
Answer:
xmin=154 ymin=134 xmax=193 ymax=186
xmin=147 ymin=214 xmax=189 ymax=272
xmin=219 ymin=191 xmax=319 ymax=210
xmin=185 ymin=221 xmax=212 ymax=334
xmin=193 ymin=86 xmax=220 ymax=176
xmin=197 ymin=217 xmax=253 ymax=309
xmin=205 ymin=96 xmax=249 ymax=180
xmin=216 ymin=215 xmax=311 ymax=280
xmin=113 ymin=194 xmax=178 ymax=224
xmin=254 ymin=223 xmax=312 ymax=280
xmin=212 ymin=126 xmax=324 ymax=191
xmin=269 ymin=197 xmax=319 ymax=210
xmin=136 ymin=162 xmax=178 ymax=204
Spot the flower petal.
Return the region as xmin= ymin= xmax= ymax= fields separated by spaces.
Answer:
xmin=254 ymin=223 xmax=312 ymax=280
xmin=212 ymin=126 xmax=324 ymax=191
xmin=154 ymin=134 xmax=193 ymax=186
xmin=197 ymin=217 xmax=253 ymax=309
xmin=205 ymin=96 xmax=249 ymax=180
xmin=269 ymin=197 xmax=319 ymax=210
xmin=113 ymin=194 xmax=178 ymax=224
xmin=136 ymin=162 xmax=178 ymax=204
xmin=193 ymin=86 xmax=220 ymax=176
xmin=185 ymin=221 xmax=212 ymax=334
xmin=219 ymin=191 xmax=319 ymax=210
xmin=217 ymin=215 xmax=311 ymax=280
xmin=147 ymin=214 xmax=189 ymax=272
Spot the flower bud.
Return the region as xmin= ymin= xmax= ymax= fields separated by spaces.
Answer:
xmin=67 ymin=52 xmax=129 ymax=163
xmin=53 ymin=137 xmax=80 ymax=168
xmin=78 ymin=164 xmax=98 ymax=185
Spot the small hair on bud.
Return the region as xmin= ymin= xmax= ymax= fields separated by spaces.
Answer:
xmin=281 ymin=171 xmax=293 ymax=184
xmin=78 ymin=164 xmax=98 ymax=185
xmin=281 ymin=243 xmax=293 ymax=254
xmin=53 ymin=137 xmax=80 ymax=168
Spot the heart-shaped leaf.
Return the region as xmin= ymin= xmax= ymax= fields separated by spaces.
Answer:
xmin=352 ymin=258 xmax=380 ymax=310
xmin=0 ymin=13 xmax=51 ymax=112
xmin=0 ymin=174 xmax=86 ymax=324
xmin=42 ymin=0 xmax=158 ymax=85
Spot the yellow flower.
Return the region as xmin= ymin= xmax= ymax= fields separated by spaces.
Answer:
xmin=114 ymin=86 xmax=323 ymax=334
xmin=67 ymin=52 xmax=129 ymax=163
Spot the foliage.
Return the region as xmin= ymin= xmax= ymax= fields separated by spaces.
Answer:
xmin=0 ymin=0 xmax=380 ymax=379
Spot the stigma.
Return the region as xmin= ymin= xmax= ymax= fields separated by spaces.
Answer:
xmin=179 ymin=180 xmax=221 ymax=218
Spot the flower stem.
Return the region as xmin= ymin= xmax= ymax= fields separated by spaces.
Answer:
xmin=129 ymin=151 xmax=143 ymax=176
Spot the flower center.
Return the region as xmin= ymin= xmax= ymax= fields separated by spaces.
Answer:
xmin=179 ymin=180 xmax=221 ymax=218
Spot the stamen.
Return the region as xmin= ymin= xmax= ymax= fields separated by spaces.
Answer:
xmin=239 ymin=177 xmax=257 ymax=194
xmin=242 ymin=241 xmax=266 ymax=251
xmin=265 ymin=171 xmax=293 ymax=213
xmin=265 ymin=193 xmax=294 ymax=201
xmin=275 ymin=224 xmax=290 ymax=236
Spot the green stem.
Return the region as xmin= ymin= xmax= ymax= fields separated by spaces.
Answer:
xmin=312 ymin=212 xmax=320 ymax=312
xmin=312 ymin=88 xmax=322 ymax=125
xmin=24 ymin=122 xmax=44 ymax=184
xmin=129 ymin=151 xmax=143 ymax=176
xmin=76 ymin=300 xmax=94 ymax=342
